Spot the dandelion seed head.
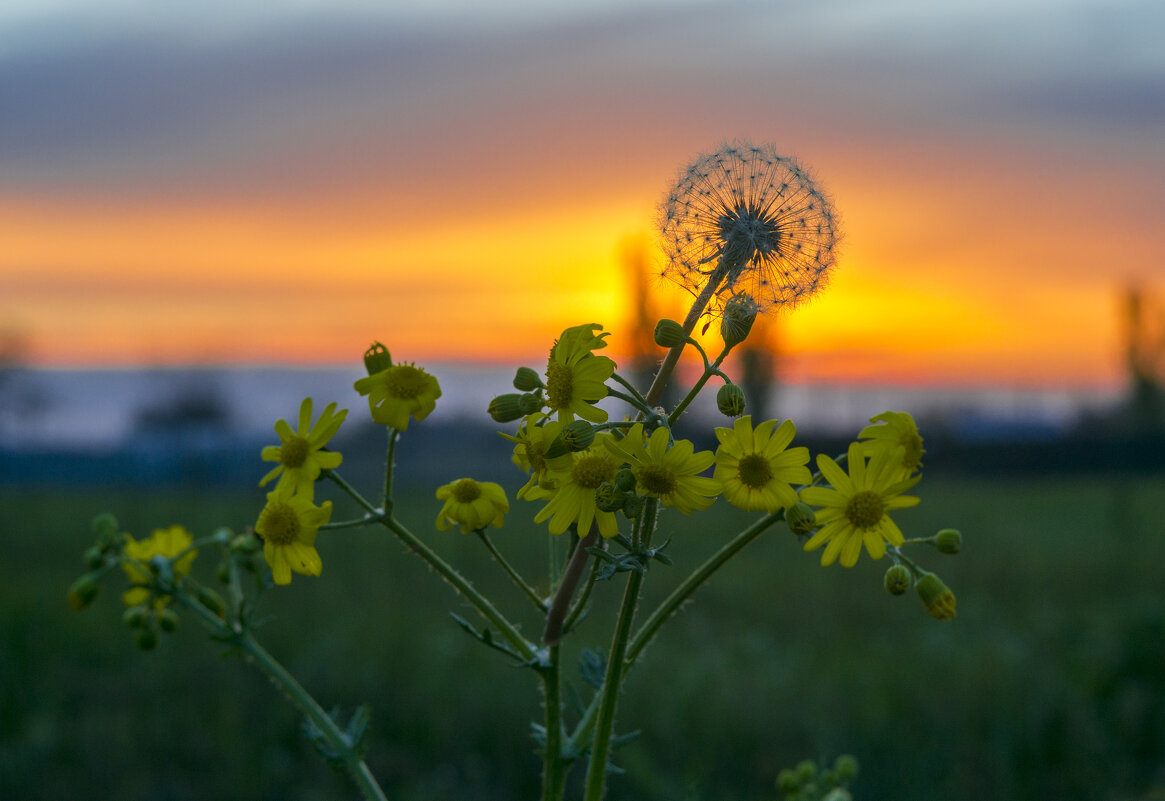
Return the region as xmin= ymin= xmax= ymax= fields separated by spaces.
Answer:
xmin=657 ymin=141 xmax=839 ymax=314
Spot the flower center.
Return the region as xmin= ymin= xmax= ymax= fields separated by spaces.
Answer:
xmin=451 ymin=478 xmax=482 ymax=503
xmin=636 ymin=464 xmax=676 ymax=497
xmin=385 ymin=364 xmax=427 ymax=399
xmin=280 ymin=436 xmax=309 ymax=468
xmin=845 ymin=490 xmax=885 ymax=529
xmin=901 ymin=433 xmax=924 ymax=471
xmin=572 ymin=453 xmax=615 ymax=490
xmin=525 ymin=440 xmax=547 ymax=473
xmin=717 ymin=202 xmax=782 ymax=272
xmin=544 ymin=363 xmax=574 ymax=410
xmin=736 ymin=453 xmax=773 ymax=489
xmin=259 ymin=502 xmax=300 ymax=546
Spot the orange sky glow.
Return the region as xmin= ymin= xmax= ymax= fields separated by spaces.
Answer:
xmin=2 ymin=3 xmax=1161 ymax=390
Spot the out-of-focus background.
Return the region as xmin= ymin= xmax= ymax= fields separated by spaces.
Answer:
xmin=3 ymin=1 xmax=1164 ymax=799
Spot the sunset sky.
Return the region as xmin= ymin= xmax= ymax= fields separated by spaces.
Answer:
xmin=2 ymin=0 xmax=1163 ymax=387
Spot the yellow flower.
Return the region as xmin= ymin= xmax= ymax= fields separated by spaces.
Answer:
xmin=604 ymin=423 xmax=719 ymax=514
xmin=499 ymin=413 xmax=572 ymax=500
xmin=259 ymin=397 xmax=347 ymax=500
xmin=799 ymin=442 xmax=920 ymax=568
xmin=544 ymin=323 xmax=616 ymax=423
xmin=534 ymin=434 xmax=621 ymax=538
xmin=254 ymin=485 xmax=332 ymax=585
xmin=354 ymin=362 xmax=441 ymax=430
xmin=858 ymin=411 xmax=924 ymax=479
xmin=122 ymin=525 xmax=197 ymax=606
xmin=435 ymin=478 xmax=510 ymax=533
xmin=713 ymin=416 xmax=811 ymax=512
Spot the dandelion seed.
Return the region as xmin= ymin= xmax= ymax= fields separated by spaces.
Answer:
xmin=658 ymin=142 xmax=839 ymax=314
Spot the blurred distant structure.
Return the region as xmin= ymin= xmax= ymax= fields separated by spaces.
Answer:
xmin=622 ymin=238 xmax=679 ymax=409
xmin=0 ymin=326 xmax=45 ymax=442
xmin=1122 ymin=285 xmax=1165 ymax=433
xmin=737 ymin=315 xmax=778 ymax=420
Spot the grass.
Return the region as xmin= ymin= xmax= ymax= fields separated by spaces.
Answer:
xmin=3 ymin=471 xmax=1165 ymax=800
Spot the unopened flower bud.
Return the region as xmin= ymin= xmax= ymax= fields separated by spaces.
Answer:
xmin=720 ymin=294 xmax=759 ymax=348
xmin=136 ymin=628 xmax=158 ymax=651
xmin=613 ymin=467 xmax=637 ymax=493
xmin=716 ymin=384 xmax=746 ymax=417
xmin=157 ymin=607 xmax=179 ymax=633
xmin=653 ymin=319 xmax=687 ymax=348
xmin=796 ymin=760 xmax=817 ymax=783
xmin=488 ymin=394 xmax=525 ymax=423
xmin=122 ymin=606 xmax=149 ymax=628
xmin=934 ymin=528 xmax=962 ymax=554
xmin=83 ymin=546 xmax=105 ymax=570
xmin=545 ymin=421 xmax=594 ymax=458
xmin=594 ymin=482 xmax=625 ymax=513
xmin=915 ymin=572 xmax=957 ymax=620
xmin=67 ymin=574 xmax=101 ymax=610
xmin=622 ymin=494 xmax=645 ymax=519
xmin=512 ymin=367 xmax=543 ymax=392
xmin=785 ymin=501 xmax=817 ymax=536
xmin=776 ymin=769 xmax=800 ymax=793
xmin=883 ymin=563 xmax=912 ymax=595
xmin=363 ymin=341 xmax=392 ymax=375
xmin=196 ymin=585 xmax=228 ymax=619
xmin=518 ymin=392 xmax=543 ymax=415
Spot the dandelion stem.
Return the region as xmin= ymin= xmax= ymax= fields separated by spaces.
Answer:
xmin=642 ymin=269 xmax=725 ymax=408
xmin=476 ymin=530 xmax=547 ymax=613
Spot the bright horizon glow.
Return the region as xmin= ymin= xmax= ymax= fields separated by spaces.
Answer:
xmin=1 ymin=1 xmax=1160 ymax=389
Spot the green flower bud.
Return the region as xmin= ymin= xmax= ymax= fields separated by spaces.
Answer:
xmin=92 ymin=512 xmax=119 ymax=541
xmin=716 ymin=383 xmax=746 ymax=417
xmin=915 ymin=572 xmax=957 ymax=620
xmin=934 ymin=528 xmax=962 ymax=554
xmin=613 ymin=467 xmax=637 ymax=493
xmin=785 ymin=501 xmax=817 ymax=536
xmin=136 ymin=628 xmax=158 ymax=651
xmin=157 ymin=608 xmax=179 ymax=633
xmin=653 ymin=319 xmax=688 ymax=348
xmin=544 ymin=421 xmax=594 ymax=458
xmin=518 ymin=392 xmax=543 ymax=415
xmin=594 ymin=482 xmax=625 ymax=513
xmin=122 ymin=606 xmax=149 ymax=628
xmin=363 ymin=341 xmax=392 ymax=375
xmin=196 ymin=585 xmax=228 ymax=619
xmin=83 ymin=546 xmax=105 ymax=570
xmin=776 ymin=768 xmax=800 ymax=793
xmin=622 ymin=494 xmax=645 ymax=519
xmin=487 ymin=393 xmax=525 ymax=423
xmin=796 ymin=760 xmax=817 ymax=783
xmin=833 ymin=754 xmax=859 ymax=782
xmin=720 ymin=293 xmax=759 ymax=348
xmin=883 ymin=563 xmax=912 ymax=595
xmin=216 ymin=562 xmax=232 ymax=585
xmin=512 ymin=366 xmax=543 ymax=392
xmin=66 ymin=574 xmax=101 ymax=611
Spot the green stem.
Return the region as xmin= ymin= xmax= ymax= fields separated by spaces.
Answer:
xmin=321 ymin=514 xmax=383 ymax=530
xmin=540 ymin=644 xmax=567 ymax=801
xmin=384 ymin=428 xmax=399 ymax=512
xmin=383 ymin=516 xmax=537 ymax=663
xmin=608 ymin=372 xmax=649 ymax=406
xmin=603 ymin=388 xmax=656 ymax=418
xmin=626 ymin=508 xmax=784 ymax=666
xmin=642 ymin=272 xmax=725 ymax=408
xmin=582 ymin=499 xmax=657 ymax=800
xmin=324 ymin=470 xmax=380 ymax=516
xmin=667 ymin=347 xmax=730 ymax=425
xmin=477 ymin=530 xmax=547 ymax=613
xmin=178 ymin=596 xmax=388 ymax=801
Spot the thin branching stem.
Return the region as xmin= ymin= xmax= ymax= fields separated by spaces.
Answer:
xmin=477 ymin=530 xmax=547 ymax=613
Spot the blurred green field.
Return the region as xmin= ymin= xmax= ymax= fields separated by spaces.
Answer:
xmin=3 ymin=472 xmax=1165 ymax=801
